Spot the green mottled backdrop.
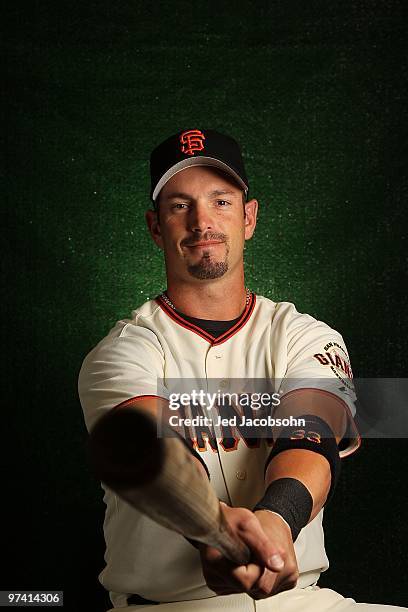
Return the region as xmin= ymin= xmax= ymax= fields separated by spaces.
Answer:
xmin=4 ymin=1 xmax=407 ymax=609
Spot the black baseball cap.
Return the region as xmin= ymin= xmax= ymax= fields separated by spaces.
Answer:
xmin=150 ymin=129 xmax=249 ymax=203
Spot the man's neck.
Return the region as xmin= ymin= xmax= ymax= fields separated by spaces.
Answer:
xmin=165 ymin=279 xmax=248 ymax=321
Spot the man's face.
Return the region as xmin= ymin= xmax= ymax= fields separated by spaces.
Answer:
xmin=146 ymin=166 xmax=258 ymax=284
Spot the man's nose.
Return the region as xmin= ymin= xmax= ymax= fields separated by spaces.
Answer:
xmin=187 ymin=202 xmax=214 ymax=232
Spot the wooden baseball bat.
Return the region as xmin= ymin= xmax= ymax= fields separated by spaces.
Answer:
xmin=88 ymin=407 xmax=251 ymax=565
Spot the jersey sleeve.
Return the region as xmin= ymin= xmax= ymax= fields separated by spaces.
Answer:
xmin=78 ymin=320 xmax=169 ymax=432
xmin=273 ymin=302 xmax=360 ymax=458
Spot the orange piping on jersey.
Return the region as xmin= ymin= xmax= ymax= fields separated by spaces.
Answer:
xmin=113 ymin=395 xmax=168 ymax=409
xmin=213 ymin=292 xmax=256 ymax=346
xmin=155 ymin=292 xmax=257 ymax=346
xmin=340 ymin=436 xmax=362 ymax=457
xmin=156 ymin=297 xmax=215 ymax=342
xmin=279 ymin=387 xmax=362 ymax=458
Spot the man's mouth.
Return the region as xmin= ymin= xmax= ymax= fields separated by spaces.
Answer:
xmin=185 ymin=241 xmax=224 ymax=248
xmin=181 ymin=233 xmax=228 ymax=252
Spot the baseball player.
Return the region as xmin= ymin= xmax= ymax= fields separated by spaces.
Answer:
xmin=78 ymin=129 xmax=405 ymax=611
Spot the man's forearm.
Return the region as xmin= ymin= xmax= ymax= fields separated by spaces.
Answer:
xmin=253 ymin=389 xmax=349 ymax=540
xmin=265 ymin=449 xmax=331 ymax=521
xmin=264 ymin=388 xmax=349 ymax=520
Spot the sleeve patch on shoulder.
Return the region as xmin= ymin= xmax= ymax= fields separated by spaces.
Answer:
xmin=313 ymin=342 xmax=354 ymax=389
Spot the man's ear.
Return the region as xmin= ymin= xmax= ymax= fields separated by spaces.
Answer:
xmin=244 ymin=199 xmax=258 ymax=240
xmin=145 ymin=209 xmax=164 ymax=249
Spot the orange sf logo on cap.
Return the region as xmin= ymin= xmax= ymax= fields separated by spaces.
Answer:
xmin=180 ymin=129 xmax=205 ymax=156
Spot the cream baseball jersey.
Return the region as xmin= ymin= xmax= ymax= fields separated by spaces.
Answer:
xmin=78 ymin=293 xmax=360 ymax=606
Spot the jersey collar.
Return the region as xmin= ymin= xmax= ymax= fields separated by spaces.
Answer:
xmin=155 ymin=292 xmax=256 ymax=346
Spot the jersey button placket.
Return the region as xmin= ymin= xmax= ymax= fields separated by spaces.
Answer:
xmin=205 ymin=347 xmax=223 ymax=379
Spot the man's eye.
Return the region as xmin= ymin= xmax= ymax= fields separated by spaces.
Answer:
xmin=173 ymin=203 xmax=188 ymax=209
xmin=216 ymin=200 xmax=230 ymax=207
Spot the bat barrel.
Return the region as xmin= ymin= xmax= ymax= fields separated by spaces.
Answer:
xmin=89 ymin=408 xmax=164 ymax=488
xmin=89 ymin=408 xmax=251 ymax=566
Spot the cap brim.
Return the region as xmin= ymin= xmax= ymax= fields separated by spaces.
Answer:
xmin=152 ymin=157 xmax=248 ymax=201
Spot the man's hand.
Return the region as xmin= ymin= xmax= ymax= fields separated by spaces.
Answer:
xmin=198 ymin=503 xmax=299 ymax=599
xmin=251 ymin=510 xmax=299 ymax=598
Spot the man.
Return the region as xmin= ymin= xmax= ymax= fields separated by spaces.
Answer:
xmin=78 ymin=129 xmax=404 ymax=611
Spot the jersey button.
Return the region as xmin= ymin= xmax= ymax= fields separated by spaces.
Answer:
xmin=236 ymin=470 xmax=247 ymax=480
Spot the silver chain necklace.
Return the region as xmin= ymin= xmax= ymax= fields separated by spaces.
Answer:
xmin=160 ymin=288 xmax=251 ymax=311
